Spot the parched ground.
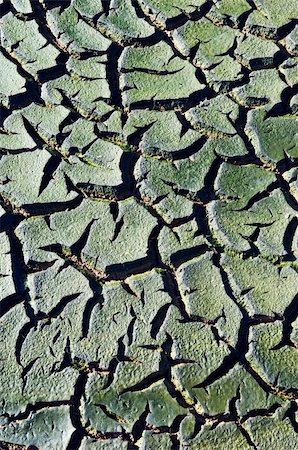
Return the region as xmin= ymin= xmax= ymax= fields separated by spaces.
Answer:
xmin=0 ymin=0 xmax=298 ymax=449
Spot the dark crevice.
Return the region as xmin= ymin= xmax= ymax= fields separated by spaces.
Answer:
xmin=131 ymin=403 xmax=150 ymax=443
xmin=4 ymin=400 xmax=71 ymax=423
xmin=170 ymin=244 xmax=210 ymax=268
xmin=103 ymin=336 xmax=127 ymax=389
xmin=285 ymin=401 xmax=298 ymax=433
xmin=0 ymin=292 xmax=25 ymax=318
xmin=283 ymin=217 xmax=298 ymax=260
xmin=233 ymin=181 xmax=279 ymax=211
xmin=81 ymin=286 xmax=104 ymax=339
xmin=47 ymin=293 xmax=81 ymax=319
xmin=273 ymin=293 xmax=298 ymax=349
xmin=0 ymin=212 xmax=24 ymax=233
xmin=7 ymin=229 xmax=34 ymax=320
xmin=106 ymin=42 xmax=123 ymax=111
xmin=197 ymin=157 xmax=223 ymax=203
xmin=128 ymin=87 xmax=215 ymax=112
xmin=68 ymin=373 xmax=88 ymax=447
xmin=38 ymin=154 xmax=62 ymax=196
xmin=23 ymin=194 xmax=83 ymax=216
xmin=276 ymin=172 xmax=298 ymax=212
xmin=70 ymin=220 xmax=96 ymax=256
xmin=150 ymin=303 xmax=171 ymax=339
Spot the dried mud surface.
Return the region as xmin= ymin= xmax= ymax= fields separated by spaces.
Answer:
xmin=0 ymin=0 xmax=298 ymax=449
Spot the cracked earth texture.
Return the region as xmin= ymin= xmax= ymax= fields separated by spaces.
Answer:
xmin=0 ymin=0 xmax=298 ymax=449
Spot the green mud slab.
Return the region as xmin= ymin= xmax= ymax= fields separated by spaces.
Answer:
xmin=0 ymin=0 xmax=298 ymax=449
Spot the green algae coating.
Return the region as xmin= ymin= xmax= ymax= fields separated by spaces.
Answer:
xmin=1 ymin=0 xmax=298 ymax=449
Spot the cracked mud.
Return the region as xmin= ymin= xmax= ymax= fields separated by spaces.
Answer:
xmin=0 ymin=0 xmax=298 ymax=449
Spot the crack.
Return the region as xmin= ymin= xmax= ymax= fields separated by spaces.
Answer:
xmin=0 ymin=46 xmax=43 ymax=106
xmin=81 ymin=284 xmax=104 ymax=339
xmin=285 ymin=401 xmax=298 ymax=433
xmin=103 ymin=336 xmax=129 ymax=389
xmin=2 ymin=400 xmax=71 ymax=423
xmin=29 ymin=0 xmax=75 ymax=56
xmin=22 ymin=115 xmax=70 ymax=160
xmin=38 ymin=154 xmax=62 ymax=195
xmin=0 ymin=291 xmax=25 ymax=318
xmin=131 ymin=403 xmax=150 ymax=444
xmin=106 ymin=42 xmax=124 ymax=112
xmin=67 ymin=372 xmax=88 ymax=449
xmin=272 ymin=293 xmax=298 ymax=349
xmin=7 ymin=229 xmax=34 ymax=321
xmin=233 ymin=181 xmax=279 ymax=211
xmin=283 ymin=216 xmax=298 ymax=260
xmin=150 ymin=302 xmax=171 ymax=339
xmin=229 ymin=387 xmax=258 ymax=449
